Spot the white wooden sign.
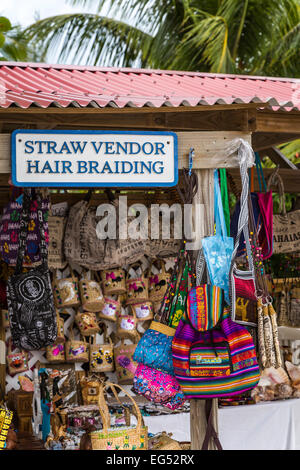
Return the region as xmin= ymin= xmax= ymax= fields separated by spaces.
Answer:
xmin=12 ymin=130 xmax=178 ymax=187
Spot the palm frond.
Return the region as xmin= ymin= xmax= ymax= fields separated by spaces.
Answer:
xmin=24 ymin=13 xmax=153 ymax=66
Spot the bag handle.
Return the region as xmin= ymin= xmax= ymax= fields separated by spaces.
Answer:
xmin=98 ymin=381 xmax=143 ymax=435
xmin=214 ymin=169 xmax=227 ymax=239
xmin=267 ymin=168 xmax=286 ymax=216
xmin=126 ymin=263 xmax=144 ymax=280
xmin=99 ymin=322 xmax=113 ymax=346
xmin=255 ymin=152 xmax=267 ymax=193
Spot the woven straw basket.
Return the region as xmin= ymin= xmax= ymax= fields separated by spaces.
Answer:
xmin=98 ymin=297 xmax=121 ymax=322
xmin=89 ymin=324 xmax=114 ymax=373
xmin=52 ymin=267 xmax=80 ymax=309
xmin=46 ymin=343 xmax=65 ymax=363
xmin=79 ymin=271 xmax=104 ymax=312
xmin=101 ymin=268 xmax=126 ymax=296
xmin=131 ymin=301 xmax=153 ymax=322
xmin=114 ymin=339 xmax=138 ymax=385
xmin=75 ymin=311 xmax=100 ymax=336
xmin=116 ymin=309 xmax=137 ymax=341
xmin=65 ymin=326 xmax=89 ymax=362
xmin=125 ymin=264 xmax=148 ymax=305
xmin=149 ymin=432 xmax=181 ymax=450
xmin=90 ymin=381 xmax=148 ymax=450
xmin=148 ymin=261 xmax=171 ymax=304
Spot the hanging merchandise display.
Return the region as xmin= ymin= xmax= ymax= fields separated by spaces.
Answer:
xmin=89 ymin=323 xmax=114 ymax=373
xmin=125 ymin=264 xmax=149 ymax=305
xmin=79 ymin=271 xmax=104 ymax=312
xmin=65 ymin=325 xmax=89 ymax=363
xmin=202 ymin=170 xmax=233 ymax=305
xmin=6 ymin=340 xmax=29 ymax=376
xmin=0 ymin=188 xmax=49 ymax=267
xmin=116 ymin=308 xmax=138 ymax=341
xmin=131 ymin=301 xmax=153 ymax=323
xmin=148 ymin=260 xmax=171 ymax=304
xmin=98 ymin=297 xmax=120 ymax=322
xmin=52 ymin=267 xmax=80 ymax=309
xmin=267 ymin=169 xmax=300 ymax=254
xmin=6 ymin=190 xmax=57 ymax=351
xmin=75 ymin=310 xmax=100 ymax=337
xmin=89 ymin=381 xmax=148 ymax=451
xmin=47 ymin=214 xmax=67 ymax=270
xmin=100 ymin=268 xmax=126 ymax=296
xmin=114 ymin=339 xmax=138 ymax=385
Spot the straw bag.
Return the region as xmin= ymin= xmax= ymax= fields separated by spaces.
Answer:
xmin=7 ymin=340 xmax=29 ymax=376
xmin=116 ymin=309 xmax=138 ymax=341
xmin=47 ymin=215 xmax=67 ymax=270
xmin=46 ymin=343 xmax=65 ymax=363
xmin=98 ymin=297 xmax=120 ymax=322
xmin=131 ymin=301 xmax=153 ymax=322
xmin=75 ymin=310 xmax=100 ymax=336
xmin=65 ymin=326 xmax=89 ymax=363
xmin=2 ymin=310 xmax=9 ymax=329
xmin=89 ymin=324 xmax=114 ymax=373
xmin=80 ymin=376 xmax=103 ymax=405
xmin=267 ymin=170 xmax=300 ymax=254
xmin=149 ymin=432 xmax=181 ymax=451
xmin=79 ymin=271 xmax=104 ymax=312
xmin=125 ymin=264 xmax=148 ymax=305
xmin=90 ymin=381 xmax=148 ymax=450
xmin=148 ymin=260 xmax=171 ymax=304
xmin=114 ymin=339 xmax=138 ymax=385
xmin=100 ymin=268 xmax=126 ymax=296
xmin=52 ymin=267 xmax=80 ymax=309
xmin=55 ymin=311 xmax=65 ymax=343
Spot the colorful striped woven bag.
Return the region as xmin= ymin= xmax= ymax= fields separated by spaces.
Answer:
xmin=172 ymin=284 xmax=260 ymax=398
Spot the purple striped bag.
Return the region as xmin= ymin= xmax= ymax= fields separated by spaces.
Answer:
xmin=172 ymin=285 xmax=260 ymax=398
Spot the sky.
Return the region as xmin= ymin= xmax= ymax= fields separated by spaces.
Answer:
xmin=0 ymin=0 xmax=98 ymax=27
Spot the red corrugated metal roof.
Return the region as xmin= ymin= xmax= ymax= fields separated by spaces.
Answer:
xmin=0 ymin=61 xmax=299 ymax=111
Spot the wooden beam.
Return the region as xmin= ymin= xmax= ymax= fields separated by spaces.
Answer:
xmin=0 ymin=109 xmax=252 ymax=132
xmin=260 ymin=147 xmax=298 ymax=169
xmin=0 ymin=131 xmax=252 ymax=173
xmin=0 ymin=102 xmax=266 ymax=115
xmin=256 ymin=110 xmax=300 ymax=133
xmin=228 ymin=168 xmax=300 ymax=193
xmin=252 ymin=132 xmax=300 ymax=151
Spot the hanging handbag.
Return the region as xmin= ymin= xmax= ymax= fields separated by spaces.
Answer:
xmin=114 ymin=339 xmax=138 ymax=385
xmin=116 ymin=307 xmax=138 ymax=341
xmin=47 ymin=214 xmax=67 ymax=270
xmin=79 ymin=271 xmax=104 ymax=312
xmin=100 ymin=268 xmax=126 ymax=296
xmin=0 ymin=188 xmax=49 ymax=267
xmin=55 ymin=311 xmax=65 ymax=344
xmin=147 ymin=260 xmax=171 ymax=304
xmin=202 ymin=170 xmax=234 ymax=304
xmin=131 ymin=301 xmax=153 ymax=322
xmin=6 ymin=190 xmax=57 ymax=351
xmin=46 ymin=343 xmax=65 ymax=363
xmin=90 ymin=381 xmax=148 ymax=450
xmin=65 ymin=325 xmax=89 ymax=363
xmin=75 ymin=310 xmax=100 ymax=336
xmin=98 ymin=297 xmax=120 ymax=322
xmin=267 ymin=169 xmax=300 ymax=254
xmin=125 ymin=263 xmax=148 ymax=305
xmin=6 ymin=339 xmax=29 ymax=376
xmin=89 ymin=324 xmax=114 ymax=373
xmin=133 ymin=363 xmax=186 ymax=410
xmin=52 ymin=267 xmax=80 ymax=309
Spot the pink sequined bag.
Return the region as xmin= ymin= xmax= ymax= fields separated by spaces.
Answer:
xmin=133 ymin=363 xmax=185 ymax=410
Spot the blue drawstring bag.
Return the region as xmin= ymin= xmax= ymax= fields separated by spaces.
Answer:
xmin=202 ymin=170 xmax=234 ymax=304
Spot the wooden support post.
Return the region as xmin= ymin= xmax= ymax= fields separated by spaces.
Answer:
xmin=190 ymin=168 xmax=219 ymax=450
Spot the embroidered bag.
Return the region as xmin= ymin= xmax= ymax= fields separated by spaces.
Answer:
xmin=133 ymin=363 xmax=186 ymax=410
xmin=114 ymin=339 xmax=138 ymax=385
xmin=6 ymin=339 xmax=29 ymax=376
xmin=125 ymin=263 xmax=148 ymax=305
xmin=0 ymin=188 xmax=49 ymax=267
xmin=89 ymin=324 xmax=114 ymax=373
xmin=6 ymin=190 xmax=57 ymax=351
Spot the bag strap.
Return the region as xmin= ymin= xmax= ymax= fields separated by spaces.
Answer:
xmin=229 ymin=141 xmax=256 ymax=318
xmin=15 ymin=189 xmax=31 ymax=274
xmin=267 ymin=168 xmax=286 ymax=216
xmin=214 ymin=169 xmax=227 ymax=239
xmin=201 ymin=399 xmax=223 ymax=451
xmin=255 ymin=152 xmax=267 ymax=193
xmin=219 ymin=169 xmax=230 ymax=236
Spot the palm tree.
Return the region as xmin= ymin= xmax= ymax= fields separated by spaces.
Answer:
xmin=23 ymin=0 xmax=300 ymax=77
xmin=0 ymin=16 xmax=43 ymax=62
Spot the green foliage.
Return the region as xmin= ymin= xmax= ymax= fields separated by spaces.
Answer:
xmin=21 ymin=0 xmax=300 ymax=78
xmin=0 ymin=16 xmax=43 ymax=62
